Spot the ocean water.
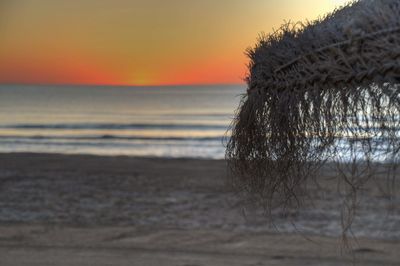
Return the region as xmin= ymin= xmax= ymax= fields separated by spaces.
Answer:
xmin=0 ymin=84 xmax=244 ymax=158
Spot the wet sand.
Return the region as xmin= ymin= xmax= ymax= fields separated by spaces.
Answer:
xmin=0 ymin=153 xmax=398 ymax=265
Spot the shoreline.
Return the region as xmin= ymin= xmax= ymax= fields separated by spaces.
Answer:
xmin=0 ymin=151 xmax=226 ymax=161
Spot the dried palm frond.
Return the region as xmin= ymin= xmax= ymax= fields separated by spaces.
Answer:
xmin=226 ymin=0 xmax=400 ymax=232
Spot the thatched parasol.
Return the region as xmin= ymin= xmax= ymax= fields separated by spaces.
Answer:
xmin=226 ymin=0 xmax=400 ymax=232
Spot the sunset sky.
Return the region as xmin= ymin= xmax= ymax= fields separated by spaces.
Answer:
xmin=0 ymin=0 xmax=350 ymax=86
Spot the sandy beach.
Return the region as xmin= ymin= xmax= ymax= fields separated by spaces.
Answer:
xmin=0 ymin=153 xmax=399 ymax=266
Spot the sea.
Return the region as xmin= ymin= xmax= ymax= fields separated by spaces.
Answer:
xmin=0 ymin=84 xmax=244 ymax=159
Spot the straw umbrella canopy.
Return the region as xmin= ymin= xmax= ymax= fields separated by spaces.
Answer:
xmin=226 ymin=0 xmax=400 ymax=222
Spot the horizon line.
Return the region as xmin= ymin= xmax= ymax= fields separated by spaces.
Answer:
xmin=0 ymin=81 xmax=246 ymax=87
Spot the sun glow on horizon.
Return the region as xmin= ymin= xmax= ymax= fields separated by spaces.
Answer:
xmin=0 ymin=1 xmax=343 ymax=86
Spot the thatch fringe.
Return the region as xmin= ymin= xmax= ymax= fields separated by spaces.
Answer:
xmin=226 ymin=0 xmax=400 ymax=235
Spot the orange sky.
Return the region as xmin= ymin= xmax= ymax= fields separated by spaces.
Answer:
xmin=0 ymin=0 xmax=349 ymax=86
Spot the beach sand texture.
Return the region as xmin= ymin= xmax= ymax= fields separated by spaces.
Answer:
xmin=0 ymin=153 xmax=399 ymax=265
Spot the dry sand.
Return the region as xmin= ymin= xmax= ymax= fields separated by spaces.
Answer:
xmin=0 ymin=153 xmax=398 ymax=266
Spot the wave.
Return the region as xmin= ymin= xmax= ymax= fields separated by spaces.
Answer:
xmin=0 ymin=123 xmax=228 ymax=131
xmin=0 ymin=134 xmax=226 ymax=142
